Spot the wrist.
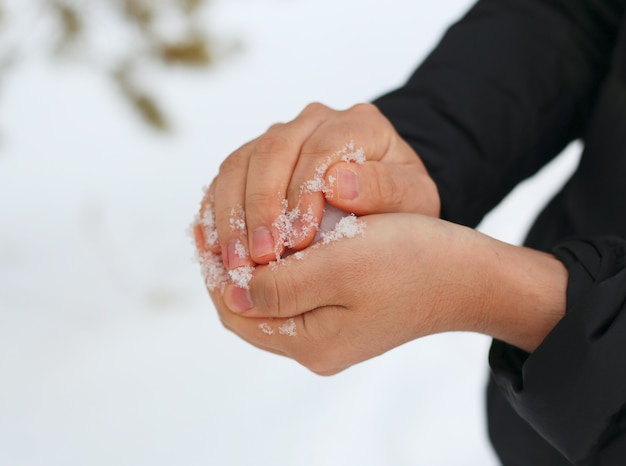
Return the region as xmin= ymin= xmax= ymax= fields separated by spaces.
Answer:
xmin=479 ymin=240 xmax=568 ymax=353
xmin=412 ymin=220 xmax=568 ymax=353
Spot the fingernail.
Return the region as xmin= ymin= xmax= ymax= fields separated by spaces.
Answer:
xmin=253 ymin=227 xmax=275 ymax=258
xmin=227 ymin=239 xmax=249 ymax=269
xmin=226 ymin=285 xmax=253 ymax=312
xmin=338 ymin=169 xmax=359 ymax=200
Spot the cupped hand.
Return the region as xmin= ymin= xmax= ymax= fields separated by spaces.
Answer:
xmin=208 ymin=213 xmax=491 ymax=375
xmin=199 ymin=102 xmax=440 ymax=270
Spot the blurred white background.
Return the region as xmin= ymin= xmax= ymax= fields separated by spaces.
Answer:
xmin=0 ymin=0 xmax=581 ymax=465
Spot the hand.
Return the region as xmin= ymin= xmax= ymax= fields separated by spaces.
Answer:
xmin=198 ymin=102 xmax=440 ymax=271
xmin=209 ymin=213 xmax=568 ymax=375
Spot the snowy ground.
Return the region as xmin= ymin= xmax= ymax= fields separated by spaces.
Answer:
xmin=0 ymin=1 xmax=580 ymax=465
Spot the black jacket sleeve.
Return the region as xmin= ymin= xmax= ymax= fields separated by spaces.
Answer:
xmin=374 ymin=0 xmax=622 ymax=227
xmin=490 ymin=237 xmax=626 ymax=464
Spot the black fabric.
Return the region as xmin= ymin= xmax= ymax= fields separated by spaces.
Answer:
xmin=490 ymin=238 xmax=626 ymax=465
xmin=374 ymin=0 xmax=626 ymax=464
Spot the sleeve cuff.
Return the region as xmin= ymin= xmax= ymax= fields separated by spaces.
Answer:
xmin=489 ymin=236 xmax=626 ymax=463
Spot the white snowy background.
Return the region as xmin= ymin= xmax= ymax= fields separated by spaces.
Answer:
xmin=0 ymin=1 xmax=581 ymax=465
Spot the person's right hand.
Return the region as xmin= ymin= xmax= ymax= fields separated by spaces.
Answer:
xmin=208 ymin=213 xmax=568 ymax=374
xmin=197 ymin=102 xmax=440 ymax=270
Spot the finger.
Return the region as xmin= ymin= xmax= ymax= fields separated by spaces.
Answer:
xmin=214 ymin=141 xmax=256 ymax=270
xmin=210 ymin=287 xmax=294 ymax=357
xmin=220 ymin=315 xmax=290 ymax=359
xmin=286 ymin=103 xmax=396 ymax=199
xmin=244 ymin=103 xmax=331 ymax=263
xmin=193 ymin=180 xmax=220 ymax=255
xmin=217 ymin=301 xmax=356 ymax=375
xmin=324 ymin=160 xmax=440 ymax=216
xmin=222 ymin=218 xmax=368 ymax=318
xmin=282 ymin=104 xmax=398 ymax=246
xmin=211 ymin=236 xmax=387 ymax=375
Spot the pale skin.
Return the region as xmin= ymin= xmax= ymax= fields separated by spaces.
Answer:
xmin=194 ymin=102 xmax=568 ymax=376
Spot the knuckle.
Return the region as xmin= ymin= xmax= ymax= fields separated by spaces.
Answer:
xmin=257 ymin=272 xmax=287 ymax=317
xmin=295 ymin=349 xmax=329 ymax=373
xmin=348 ymin=102 xmax=381 ymax=118
xmin=298 ymin=351 xmax=339 ymax=375
xmin=289 ymin=320 xmax=339 ymax=374
xmin=301 ymin=101 xmax=329 ymax=116
xmin=245 ymin=190 xmax=275 ymax=211
xmin=218 ymin=149 xmax=246 ymax=177
xmin=266 ymin=122 xmax=285 ymax=132
xmin=376 ymin=174 xmax=405 ymax=209
xmin=255 ymin=133 xmax=291 ymax=156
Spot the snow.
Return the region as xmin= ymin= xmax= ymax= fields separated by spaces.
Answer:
xmin=0 ymin=0 xmax=583 ymax=465
xmin=198 ymin=250 xmax=229 ymax=293
xmin=233 ymin=239 xmax=248 ymax=260
xmin=278 ymin=318 xmax=297 ymax=337
xmin=316 ymin=203 xmax=351 ymax=240
xmin=228 ymin=264 xmax=255 ymax=290
xmin=229 ymin=205 xmax=247 ymax=233
xmin=199 ymin=208 xmax=219 ymax=247
xmin=272 ymin=199 xmax=319 ymax=255
xmin=340 ymin=141 xmax=367 ymax=164
xmin=319 ymin=213 xmax=365 ymax=245
xmin=302 ymin=141 xmax=365 ymax=196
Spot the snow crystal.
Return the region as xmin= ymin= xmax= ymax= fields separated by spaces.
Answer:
xmin=314 ymin=203 xmax=349 ymax=241
xmin=228 ymin=265 xmax=255 ymax=290
xmin=272 ymin=199 xmax=319 ymax=260
xmin=192 ymin=215 xmax=255 ymax=291
xmin=302 ymin=155 xmax=333 ymax=196
xmin=301 ymin=141 xmax=366 ymax=197
xmin=198 ymin=251 xmax=229 ymax=294
xmin=278 ymin=318 xmax=297 ymax=337
xmin=320 ymin=213 xmax=365 ymax=245
xmin=259 ymin=323 xmax=274 ymax=335
xmin=234 ymin=240 xmax=248 ymax=260
xmin=340 ymin=143 xmax=366 ymax=164
xmin=229 ymin=205 xmax=247 ymax=234
xmin=268 ymin=202 xmax=366 ymax=265
xmin=199 ymin=204 xmax=219 ymax=248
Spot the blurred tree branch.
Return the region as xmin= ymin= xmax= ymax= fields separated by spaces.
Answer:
xmin=2 ymin=0 xmax=225 ymax=132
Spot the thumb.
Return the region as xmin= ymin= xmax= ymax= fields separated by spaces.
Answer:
xmin=223 ymin=229 xmax=363 ymax=318
xmin=324 ymin=161 xmax=440 ymax=216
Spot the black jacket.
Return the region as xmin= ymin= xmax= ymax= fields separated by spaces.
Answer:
xmin=374 ymin=0 xmax=626 ymax=464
